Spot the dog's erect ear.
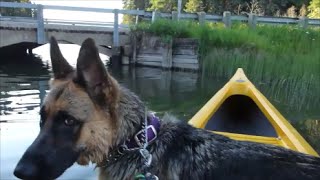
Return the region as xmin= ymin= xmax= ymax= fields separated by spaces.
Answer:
xmin=76 ymin=38 xmax=109 ymax=101
xmin=50 ymin=37 xmax=74 ymax=79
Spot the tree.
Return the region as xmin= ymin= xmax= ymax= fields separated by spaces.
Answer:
xmin=148 ymin=0 xmax=188 ymax=12
xmin=246 ymin=0 xmax=264 ymax=15
xmin=287 ymin=5 xmax=297 ymax=17
xmin=122 ymin=0 xmax=136 ymax=24
xmin=185 ymin=0 xmax=204 ymax=13
xmin=308 ymin=0 xmax=320 ymax=18
xmin=299 ymin=4 xmax=307 ymax=16
xmin=0 ymin=0 xmax=33 ymax=17
xmin=122 ymin=0 xmax=313 ymax=18
xmin=148 ymin=0 xmax=176 ymax=12
xmin=258 ymin=0 xmax=280 ymax=16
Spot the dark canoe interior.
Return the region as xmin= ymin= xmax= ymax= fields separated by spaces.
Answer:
xmin=205 ymin=95 xmax=278 ymax=137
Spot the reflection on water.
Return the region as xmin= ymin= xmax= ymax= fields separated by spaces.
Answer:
xmin=111 ymin=67 xmax=222 ymax=120
xmin=0 ymin=44 xmax=319 ymax=179
xmin=0 ymin=57 xmax=49 ymax=122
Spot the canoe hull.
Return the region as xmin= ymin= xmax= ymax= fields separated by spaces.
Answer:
xmin=189 ymin=68 xmax=318 ymax=157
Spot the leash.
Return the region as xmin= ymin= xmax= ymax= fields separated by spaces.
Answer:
xmin=134 ymin=108 xmax=159 ymax=180
xmin=100 ymin=107 xmax=160 ymax=180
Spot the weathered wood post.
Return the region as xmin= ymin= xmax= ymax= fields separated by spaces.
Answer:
xmin=132 ymin=34 xmax=137 ymax=64
xmin=298 ymin=16 xmax=308 ymax=29
xmin=160 ymin=70 xmax=172 ymax=91
xmin=36 ymin=4 xmax=45 ymax=44
xmin=152 ymin=10 xmax=160 ymax=23
xmin=162 ymin=39 xmax=173 ymax=69
xmin=248 ymin=13 xmax=257 ymax=28
xmin=172 ymin=11 xmax=178 ymax=21
xmin=198 ymin=12 xmax=206 ymax=25
xmin=111 ymin=9 xmax=121 ymax=68
xmin=223 ymin=11 xmax=232 ymax=28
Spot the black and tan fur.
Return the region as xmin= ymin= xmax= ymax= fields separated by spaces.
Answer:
xmin=14 ymin=37 xmax=320 ymax=180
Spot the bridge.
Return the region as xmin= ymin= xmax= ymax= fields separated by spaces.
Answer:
xmin=0 ymin=2 xmax=137 ymax=58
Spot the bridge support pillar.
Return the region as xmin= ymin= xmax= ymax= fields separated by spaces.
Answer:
xmin=36 ymin=4 xmax=45 ymax=44
xmin=110 ymin=46 xmax=122 ymax=68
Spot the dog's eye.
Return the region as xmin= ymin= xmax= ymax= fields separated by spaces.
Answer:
xmin=64 ymin=118 xmax=75 ymax=126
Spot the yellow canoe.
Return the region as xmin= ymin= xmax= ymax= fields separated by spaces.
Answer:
xmin=189 ymin=68 xmax=319 ymax=157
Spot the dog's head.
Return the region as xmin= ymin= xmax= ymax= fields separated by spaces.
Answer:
xmin=14 ymin=37 xmax=120 ymax=179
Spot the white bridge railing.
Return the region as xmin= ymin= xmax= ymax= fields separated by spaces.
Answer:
xmin=1 ymin=2 xmax=320 ymax=46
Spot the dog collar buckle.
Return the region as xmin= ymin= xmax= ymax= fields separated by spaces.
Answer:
xmin=124 ymin=115 xmax=160 ymax=150
xmin=134 ymin=125 xmax=158 ymax=148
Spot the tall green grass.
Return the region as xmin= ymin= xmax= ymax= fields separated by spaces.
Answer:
xmin=199 ymin=24 xmax=320 ymax=112
xmin=132 ymin=19 xmax=320 ymax=112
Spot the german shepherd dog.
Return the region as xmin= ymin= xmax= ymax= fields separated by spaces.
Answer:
xmin=14 ymin=37 xmax=320 ymax=180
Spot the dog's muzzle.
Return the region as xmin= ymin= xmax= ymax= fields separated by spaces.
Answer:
xmin=13 ymin=130 xmax=80 ymax=180
xmin=14 ymin=151 xmax=42 ymax=180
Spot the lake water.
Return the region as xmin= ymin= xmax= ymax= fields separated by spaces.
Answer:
xmin=0 ymin=44 xmax=319 ymax=179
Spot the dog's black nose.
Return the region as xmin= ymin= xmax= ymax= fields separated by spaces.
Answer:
xmin=14 ymin=161 xmax=39 ymax=180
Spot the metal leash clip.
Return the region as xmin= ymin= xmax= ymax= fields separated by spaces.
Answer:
xmin=145 ymin=172 xmax=159 ymax=180
xmin=139 ymin=149 xmax=152 ymax=167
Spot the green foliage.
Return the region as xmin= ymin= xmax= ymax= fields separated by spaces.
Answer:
xmin=148 ymin=0 xmax=176 ymax=12
xmin=132 ymin=19 xmax=193 ymax=43
xmin=294 ymin=119 xmax=320 ymax=155
xmin=184 ymin=0 xmax=203 ymax=13
xmin=147 ymin=0 xmax=188 ymax=12
xmin=134 ymin=19 xmax=191 ymax=37
xmin=0 ymin=0 xmax=33 ymax=17
xmin=308 ymin=0 xmax=320 ymax=18
xmin=122 ymin=0 xmax=136 ymax=24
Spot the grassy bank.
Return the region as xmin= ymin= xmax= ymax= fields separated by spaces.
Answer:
xmin=132 ymin=20 xmax=320 ymax=113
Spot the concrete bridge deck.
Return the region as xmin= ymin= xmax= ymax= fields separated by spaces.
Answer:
xmin=0 ymin=19 xmax=130 ymax=57
xmin=0 ymin=2 xmax=133 ymax=58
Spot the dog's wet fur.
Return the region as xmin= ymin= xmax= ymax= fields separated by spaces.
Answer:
xmin=14 ymin=37 xmax=320 ymax=180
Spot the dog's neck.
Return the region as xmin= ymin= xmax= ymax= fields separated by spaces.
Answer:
xmin=113 ymin=86 xmax=147 ymax=147
xmin=96 ymin=86 xmax=162 ymax=168
xmin=98 ymin=114 xmax=160 ymax=168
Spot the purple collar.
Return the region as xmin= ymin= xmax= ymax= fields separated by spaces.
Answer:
xmin=123 ymin=114 xmax=160 ymax=150
xmin=100 ymin=114 xmax=161 ymax=167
